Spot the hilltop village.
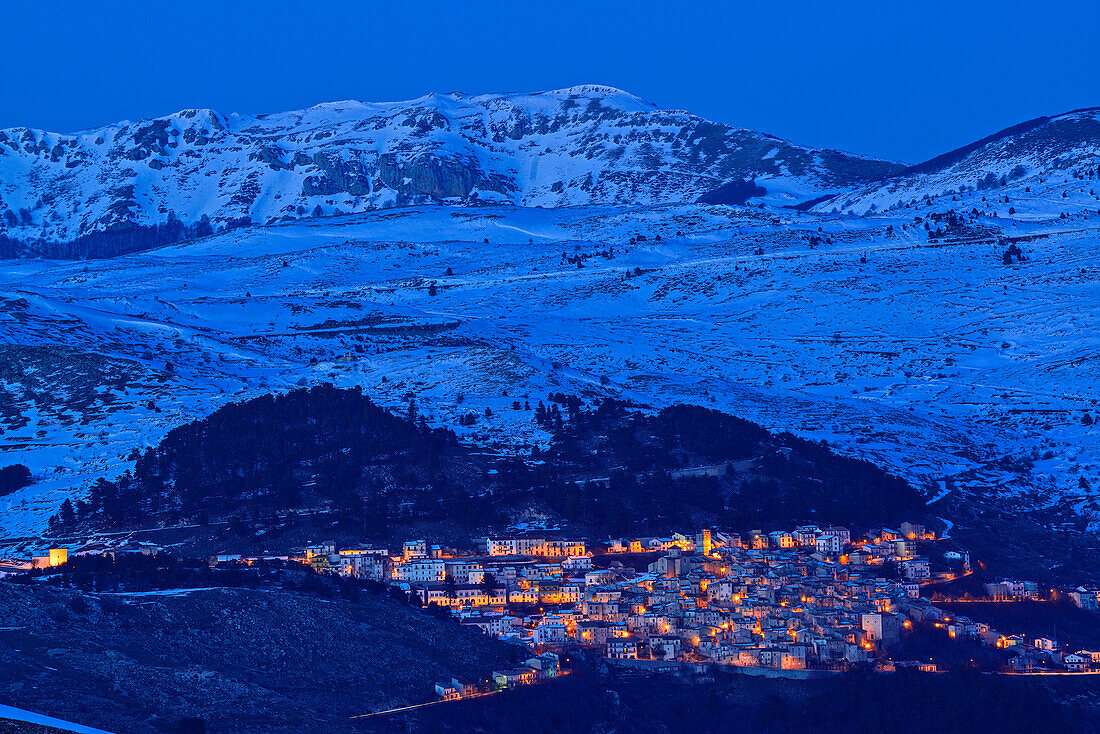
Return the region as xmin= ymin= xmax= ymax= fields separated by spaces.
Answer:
xmin=8 ymin=519 xmax=1100 ymax=704
xmin=271 ymin=523 xmax=1097 ymax=686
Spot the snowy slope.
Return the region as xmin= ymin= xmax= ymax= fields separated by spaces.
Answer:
xmin=817 ymin=108 xmax=1100 ymax=216
xmin=1 ymin=99 xmax=1099 ymax=542
xmin=1 ymin=201 xmax=1098 ymax=541
xmin=0 ymin=86 xmax=900 ymax=255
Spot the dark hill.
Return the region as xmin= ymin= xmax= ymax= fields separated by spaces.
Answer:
xmin=0 ymin=577 xmax=515 ymax=734
xmin=531 ymin=399 xmax=923 ymax=533
xmin=53 ymin=389 xmax=924 ymax=541
xmin=59 ymin=384 xmax=492 ymax=533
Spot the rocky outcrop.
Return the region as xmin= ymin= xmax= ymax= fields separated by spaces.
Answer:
xmin=375 ymin=151 xmax=514 ymax=200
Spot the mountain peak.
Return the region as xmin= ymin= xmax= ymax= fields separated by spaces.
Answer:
xmin=540 ymin=84 xmax=654 ymax=102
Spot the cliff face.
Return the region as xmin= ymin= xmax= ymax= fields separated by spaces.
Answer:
xmin=0 ymin=86 xmax=899 ymax=257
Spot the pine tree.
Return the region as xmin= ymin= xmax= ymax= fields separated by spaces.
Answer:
xmin=480 ymin=572 xmax=499 ymax=598
xmin=443 ymin=574 xmax=458 ymax=600
xmin=59 ymin=498 xmax=76 ymax=528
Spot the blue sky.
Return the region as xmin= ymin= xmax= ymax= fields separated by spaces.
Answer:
xmin=4 ymin=1 xmax=1097 ymax=162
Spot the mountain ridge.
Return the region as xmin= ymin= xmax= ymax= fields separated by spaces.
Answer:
xmin=0 ymin=86 xmax=901 ymax=257
xmin=815 ymin=106 xmax=1100 ymax=215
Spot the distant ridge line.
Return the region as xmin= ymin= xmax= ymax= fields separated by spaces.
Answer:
xmin=892 ymin=104 xmax=1100 ymax=179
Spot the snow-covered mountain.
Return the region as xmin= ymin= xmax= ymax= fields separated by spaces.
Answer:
xmin=1 ymin=94 xmax=1099 ymax=551
xmin=0 ymin=86 xmax=902 ymax=257
xmin=817 ymin=107 xmax=1100 ymax=216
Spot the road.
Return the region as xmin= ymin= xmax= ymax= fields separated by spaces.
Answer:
xmin=351 ymin=690 xmax=500 ymax=720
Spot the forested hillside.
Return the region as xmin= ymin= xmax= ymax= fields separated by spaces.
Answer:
xmin=51 ymin=387 xmax=923 ymax=540
xmin=54 ymin=384 xmax=491 ymax=533
xmin=530 ymin=399 xmax=922 ymax=532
